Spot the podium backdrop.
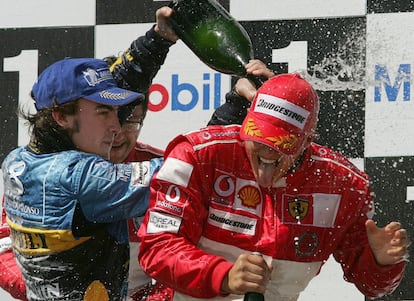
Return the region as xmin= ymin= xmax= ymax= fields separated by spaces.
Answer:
xmin=0 ymin=1 xmax=413 ymax=300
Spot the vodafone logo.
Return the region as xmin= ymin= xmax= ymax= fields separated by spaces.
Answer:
xmin=166 ymin=185 xmax=181 ymax=203
xmin=213 ymin=175 xmax=235 ymax=198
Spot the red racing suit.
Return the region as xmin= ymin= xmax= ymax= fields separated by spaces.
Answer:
xmin=138 ymin=125 xmax=405 ymax=301
xmin=125 ymin=142 xmax=173 ymax=301
xmin=0 ymin=199 xmax=27 ymax=300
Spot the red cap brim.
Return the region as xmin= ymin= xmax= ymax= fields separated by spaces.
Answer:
xmin=240 ymin=112 xmax=306 ymax=155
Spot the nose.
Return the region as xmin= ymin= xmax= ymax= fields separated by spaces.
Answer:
xmin=109 ymin=111 xmax=122 ymax=134
xmin=114 ymin=127 xmax=126 ymax=140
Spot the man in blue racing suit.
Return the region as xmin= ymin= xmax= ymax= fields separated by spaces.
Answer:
xmin=2 ymin=57 xmax=161 ymax=301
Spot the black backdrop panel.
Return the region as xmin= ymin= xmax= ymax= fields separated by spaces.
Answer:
xmin=96 ymin=0 xmax=230 ymax=24
xmin=0 ymin=27 xmax=94 ymax=162
xmin=241 ymin=17 xmax=366 ymax=158
xmin=368 ymin=0 xmax=414 ymax=14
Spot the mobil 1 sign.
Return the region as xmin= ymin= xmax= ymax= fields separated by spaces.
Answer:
xmin=365 ymin=12 xmax=414 ymax=158
xmin=240 ymin=17 xmax=366 ymax=158
xmin=365 ymin=12 xmax=414 ymax=300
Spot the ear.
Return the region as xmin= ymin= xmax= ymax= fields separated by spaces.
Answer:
xmin=52 ymin=109 xmax=71 ymax=128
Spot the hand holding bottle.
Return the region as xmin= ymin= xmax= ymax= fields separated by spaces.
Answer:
xmin=220 ymin=253 xmax=271 ymax=297
xmin=234 ymin=60 xmax=275 ymax=101
xmin=245 ymin=60 xmax=275 ymax=83
xmin=155 ymin=6 xmax=179 ymax=42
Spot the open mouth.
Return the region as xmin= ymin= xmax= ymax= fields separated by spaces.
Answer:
xmin=259 ymin=157 xmax=280 ymax=167
xmin=256 ymin=156 xmax=281 ymax=187
xmin=111 ymin=143 xmax=124 ymax=149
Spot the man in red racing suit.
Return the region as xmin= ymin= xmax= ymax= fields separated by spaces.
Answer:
xmin=0 ymin=207 xmax=26 ymax=300
xmin=124 ymin=142 xmax=173 ymax=301
xmin=138 ymin=74 xmax=409 ymax=301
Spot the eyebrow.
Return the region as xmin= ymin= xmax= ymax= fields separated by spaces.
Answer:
xmin=96 ymin=104 xmax=116 ymax=111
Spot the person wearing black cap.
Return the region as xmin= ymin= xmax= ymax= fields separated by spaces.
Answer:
xmin=137 ymin=74 xmax=410 ymax=301
xmin=2 ymin=57 xmax=163 ymax=301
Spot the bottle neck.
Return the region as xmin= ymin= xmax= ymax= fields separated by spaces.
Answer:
xmin=246 ymin=74 xmax=264 ymax=88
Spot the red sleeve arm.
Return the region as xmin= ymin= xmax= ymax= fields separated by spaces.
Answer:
xmin=1 ymin=198 xmax=10 ymax=237
xmin=333 ymin=189 xmax=405 ymax=299
xmin=0 ymin=250 xmax=28 ymax=300
xmin=138 ymin=139 xmax=233 ymax=298
xmin=1 ymin=200 xmax=27 ymax=300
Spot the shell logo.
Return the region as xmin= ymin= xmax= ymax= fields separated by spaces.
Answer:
xmin=238 ymin=186 xmax=261 ymax=208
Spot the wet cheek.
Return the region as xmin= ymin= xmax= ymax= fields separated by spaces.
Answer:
xmin=126 ymin=131 xmax=139 ymax=141
xmin=113 ymin=131 xmax=130 ymax=144
xmin=281 ymin=156 xmax=294 ymax=168
xmin=247 ymin=154 xmax=258 ymax=170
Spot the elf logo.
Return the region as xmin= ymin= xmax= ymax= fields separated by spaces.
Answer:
xmin=148 ymin=72 xmax=223 ymax=112
xmin=374 ymin=64 xmax=410 ymax=102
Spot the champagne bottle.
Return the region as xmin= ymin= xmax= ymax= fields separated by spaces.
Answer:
xmin=243 ymin=252 xmax=265 ymax=301
xmin=244 ymin=291 xmax=264 ymax=301
xmin=168 ymin=0 xmax=263 ymax=87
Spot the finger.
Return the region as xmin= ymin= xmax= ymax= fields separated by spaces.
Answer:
xmin=387 ymin=247 xmax=410 ymax=260
xmin=157 ymin=6 xmax=174 ymax=18
xmin=384 ymin=221 xmax=403 ymax=232
xmin=393 ymin=228 xmax=409 ymax=241
xmin=365 ymin=219 xmax=378 ymax=235
xmin=245 ymin=63 xmax=264 ymax=73
xmin=246 ymin=59 xmax=263 ymax=67
xmin=245 ymin=60 xmax=257 ymax=70
xmin=394 ymin=235 xmax=411 ymax=250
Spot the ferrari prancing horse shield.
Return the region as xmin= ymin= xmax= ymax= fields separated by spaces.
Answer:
xmin=288 ymin=198 xmax=309 ymax=221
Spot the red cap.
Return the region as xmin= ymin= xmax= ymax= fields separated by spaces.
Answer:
xmin=240 ymin=73 xmax=319 ymax=155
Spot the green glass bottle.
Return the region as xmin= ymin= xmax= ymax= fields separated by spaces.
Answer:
xmin=168 ymin=0 xmax=262 ymax=86
xmin=244 ymin=291 xmax=265 ymax=301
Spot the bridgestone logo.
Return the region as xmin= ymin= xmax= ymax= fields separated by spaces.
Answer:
xmin=254 ymin=93 xmax=310 ymax=130
xmin=209 ymin=213 xmax=254 ymax=230
xmin=207 ymin=208 xmax=256 ymax=235
xmin=257 ymin=99 xmax=306 ymax=124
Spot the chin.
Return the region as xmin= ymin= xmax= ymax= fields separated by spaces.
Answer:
xmin=110 ymin=154 xmax=124 ymax=164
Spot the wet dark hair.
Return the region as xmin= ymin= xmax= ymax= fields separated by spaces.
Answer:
xmin=25 ymin=55 xmax=149 ymax=154
xmin=24 ymin=93 xmax=79 ymax=154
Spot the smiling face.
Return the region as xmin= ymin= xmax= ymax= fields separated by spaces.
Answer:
xmin=244 ymin=140 xmax=304 ymax=188
xmin=54 ymin=98 xmax=122 ymax=160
